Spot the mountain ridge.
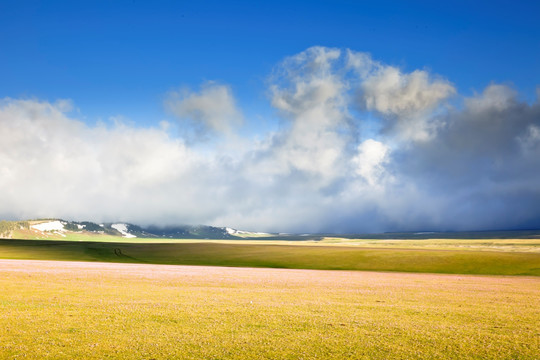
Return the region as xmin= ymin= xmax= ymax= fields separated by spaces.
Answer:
xmin=0 ymin=219 xmax=273 ymax=240
xmin=2 ymin=219 xmax=540 ymax=241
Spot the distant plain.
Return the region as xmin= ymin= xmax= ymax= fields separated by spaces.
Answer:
xmin=1 ymin=237 xmax=539 ymax=276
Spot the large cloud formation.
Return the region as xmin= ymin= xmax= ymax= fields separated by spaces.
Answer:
xmin=1 ymin=47 xmax=539 ymax=232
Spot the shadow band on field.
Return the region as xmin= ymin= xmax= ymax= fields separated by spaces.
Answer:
xmin=0 ymin=238 xmax=539 ymax=276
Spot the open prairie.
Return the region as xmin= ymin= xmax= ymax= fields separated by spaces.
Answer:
xmin=0 ymin=260 xmax=538 ymax=359
xmin=1 ymin=238 xmax=539 ymax=276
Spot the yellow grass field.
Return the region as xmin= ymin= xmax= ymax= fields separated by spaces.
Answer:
xmin=0 ymin=260 xmax=538 ymax=359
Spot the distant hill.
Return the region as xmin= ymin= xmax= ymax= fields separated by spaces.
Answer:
xmin=0 ymin=219 xmax=274 ymax=241
xmin=1 ymin=219 xmax=540 ymax=241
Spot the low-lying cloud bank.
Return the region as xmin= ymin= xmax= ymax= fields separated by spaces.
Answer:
xmin=1 ymin=47 xmax=539 ymax=233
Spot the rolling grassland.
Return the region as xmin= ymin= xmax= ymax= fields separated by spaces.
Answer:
xmin=0 ymin=260 xmax=538 ymax=359
xmin=0 ymin=239 xmax=539 ymax=275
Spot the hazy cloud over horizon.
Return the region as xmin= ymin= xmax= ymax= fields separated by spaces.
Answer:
xmin=1 ymin=47 xmax=539 ymax=233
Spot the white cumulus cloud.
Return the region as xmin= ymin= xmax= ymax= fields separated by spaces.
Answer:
xmin=165 ymin=82 xmax=243 ymax=137
xmin=353 ymin=139 xmax=391 ymax=186
xmin=1 ymin=47 xmax=539 ymax=233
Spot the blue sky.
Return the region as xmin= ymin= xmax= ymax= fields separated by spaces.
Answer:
xmin=1 ymin=0 xmax=540 ymax=232
xmin=2 ymin=0 xmax=539 ymax=125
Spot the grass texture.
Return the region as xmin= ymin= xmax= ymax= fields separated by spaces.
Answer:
xmin=0 ymin=239 xmax=539 ymax=275
xmin=0 ymin=260 xmax=538 ymax=359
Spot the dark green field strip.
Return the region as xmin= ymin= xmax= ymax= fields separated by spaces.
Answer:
xmin=1 ymin=239 xmax=539 ymax=275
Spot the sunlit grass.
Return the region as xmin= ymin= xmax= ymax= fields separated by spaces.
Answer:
xmin=0 ymin=260 xmax=538 ymax=359
xmin=10 ymin=229 xmax=540 ymax=254
xmin=318 ymin=237 xmax=540 ymax=253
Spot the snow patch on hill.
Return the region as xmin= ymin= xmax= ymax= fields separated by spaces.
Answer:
xmin=225 ymin=227 xmax=271 ymax=236
xmin=31 ymin=221 xmax=65 ymax=232
xmin=111 ymin=223 xmax=136 ymax=238
xmin=225 ymin=227 xmax=238 ymax=235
